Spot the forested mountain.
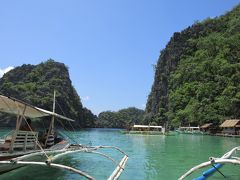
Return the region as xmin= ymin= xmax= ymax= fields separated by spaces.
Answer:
xmin=145 ymin=5 xmax=240 ymax=127
xmin=97 ymin=107 xmax=144 ymax=128
xmin=0 ymin=60 xmax=97 ymax=128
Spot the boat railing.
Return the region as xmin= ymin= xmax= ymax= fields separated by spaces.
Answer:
xmin=10 ymin=130 xmax=39 ymax=152
xmin=0 ymin=130 xmax=14 ymax=140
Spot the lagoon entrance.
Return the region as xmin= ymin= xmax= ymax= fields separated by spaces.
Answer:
xmin=0 ymin=128 xmax=239 ymax=180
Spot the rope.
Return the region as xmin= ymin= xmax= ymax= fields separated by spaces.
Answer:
xmin=55 ymin=100 xmax=74 ymax=129
xmin=0 ymin=116 xmax=11 ymax=122
xmin=55 ymin=100 xmax=77 ymax=132
xmin=23 ymin=116 xmax=49 ymax=159
xmin=55 ymin=99 xmax=88 ymax=145
xmin=55 ymin=119 xmax=79 ymax=145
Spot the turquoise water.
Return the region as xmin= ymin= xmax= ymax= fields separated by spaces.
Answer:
xmin=0 ymin=128 xmax=239 ymax=180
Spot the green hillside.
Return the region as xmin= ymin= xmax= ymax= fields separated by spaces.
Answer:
xmin=145 ymin=5 xmax=240 ymax=127
xmin=97 ymin=107 xmax=144 ymax=128
xmin=0 ymin=59 xmax=96 ymax=128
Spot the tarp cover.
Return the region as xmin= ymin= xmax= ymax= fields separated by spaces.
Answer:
xmin=0 ymin=95 xmax=74 ymax=122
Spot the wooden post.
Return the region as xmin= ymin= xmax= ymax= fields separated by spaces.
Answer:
xmin=24 ymin=133 xmax=28 ymax=151
xmin=10 ymin=131 xmax=16 ymax=152
xmin=51 ymin=90 xmax=56 ymax=133
xmin=16 ymin=105 xmax=27 ymax=130
xmin=44 ymin=90 xmax=56 ymax=147
xmin=16 ymin=115 xmax=20 ymax=131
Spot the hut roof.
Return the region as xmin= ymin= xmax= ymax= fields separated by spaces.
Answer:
xmin=220 ymin=119 xmax=240 ymax=128
xmin=201 ymin=123 xmax=213 ymax=129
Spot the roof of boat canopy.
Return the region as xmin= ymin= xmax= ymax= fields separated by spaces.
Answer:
xmin=0 ymin=95 xmax=74 ymax=122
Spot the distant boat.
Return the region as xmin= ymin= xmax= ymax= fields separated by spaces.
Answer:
xmin=0 ymin=93 xmax=128 ymax=179
xmin=124 ymin=124 xmax=166 ymax=135
xmin=176 ymin=126 xmax=202 ymax=134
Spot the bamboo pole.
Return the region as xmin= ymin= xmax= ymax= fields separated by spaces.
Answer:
xmin=178 ymin=159 xmax=240 ymax=180
xmin=108 ymin=155 xmax=128 ymax=180
xmin=51 ymin=90 xmax=56 ymax=132
xmin=179 ymin=146 xmax=240 ymax=179
xmin=93 ymin=146 xmax=128 ymax=156
xmin=7 ymin=144 xmax=129 ymax=180
xmin=0 ymin=161 xmax=94 ymax=180
xmin=16 ymin=105 xmax=27 ymax=130
xmin=50 ymin=148 xmax=88 ymax=162
xmin=44 ymin=91 xmax=56 ymax=147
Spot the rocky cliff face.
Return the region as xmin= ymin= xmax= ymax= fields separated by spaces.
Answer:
xmin=145 ymin=5 xmax=240 ymax=126
xmin=0 ymin=59 xmax=96 ymax=128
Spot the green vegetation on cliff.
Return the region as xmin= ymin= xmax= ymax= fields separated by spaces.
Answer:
xmin=97 ymin=107 xmax=144 ymax=128
xmin=0 ymin=59 xmax=96 ymax=128
xmin=146 ymin=5 xmax=240 ymax=127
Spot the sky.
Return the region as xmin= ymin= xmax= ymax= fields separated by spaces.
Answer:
xmin=0 ymin=1 xmax=239 ymax=115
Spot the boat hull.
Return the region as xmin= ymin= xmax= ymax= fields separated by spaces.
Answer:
xmin=127 ymin=131 xmax=164 ymax=135
xmin=0 ymin=163 xmax=24 ymax=174
xmin=0 ymin=153 xmax=46 ymax=175
xmin=176 ymin=130 xmax=203 ymax=135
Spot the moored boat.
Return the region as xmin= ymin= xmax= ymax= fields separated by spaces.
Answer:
xmin=0 ymin=93 xmax=128 ymax=179
xmin=125 ymin=124 xmax=165 ymax=135
xmin=176 ymin=126 xmax=203 ymax=135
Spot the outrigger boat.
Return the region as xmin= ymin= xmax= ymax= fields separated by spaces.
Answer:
xmin=179 ymin=146 xmax=240 ymax=180
xmin=176 ymin=126 xmax=202 ymax=135
xmin=0 ymin=93 xmax=128 ymax=179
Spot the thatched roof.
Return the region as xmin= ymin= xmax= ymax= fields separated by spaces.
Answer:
xmin=220 ymin=119 xmax=240 ymax=128
xmin=201 ymin=123 xmax=213 ymax=129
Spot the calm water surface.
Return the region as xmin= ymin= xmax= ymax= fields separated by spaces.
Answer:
xmin=0 ymin=128 xmax=239 ymax=180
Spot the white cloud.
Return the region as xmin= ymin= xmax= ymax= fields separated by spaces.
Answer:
xmin=82 ymin=96 xmax=90 ymax=101
xmin=0 ymin=66 xmax=14 ymax=78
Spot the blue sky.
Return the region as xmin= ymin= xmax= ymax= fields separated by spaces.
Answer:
xmin=0 ymin=1 xmax=239 ymax=115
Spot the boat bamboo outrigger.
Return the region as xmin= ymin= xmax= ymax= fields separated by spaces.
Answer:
xmin=0 ymin=93 xmax=128 ymax=179
xmin=179 ymin=146 xmax=240 ymax=180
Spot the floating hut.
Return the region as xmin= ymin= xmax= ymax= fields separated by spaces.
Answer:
xmin=177 ymin=126 xmax=202 ymax=134
xmin=219 ymin=119 xmax=240 ymax=136
xmin=200 ymin=123 xmax=214 ymax=134
xmin=128 ymin=125 xmax=165 ymax=135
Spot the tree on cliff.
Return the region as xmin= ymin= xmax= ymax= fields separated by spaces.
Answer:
xmin=97 ymin=107 xmax=144 ymax=128
xmin=0 ymin=59 xmax=97 ymax=128
xmin=145 ymin=5 xmax=240 ymax=127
